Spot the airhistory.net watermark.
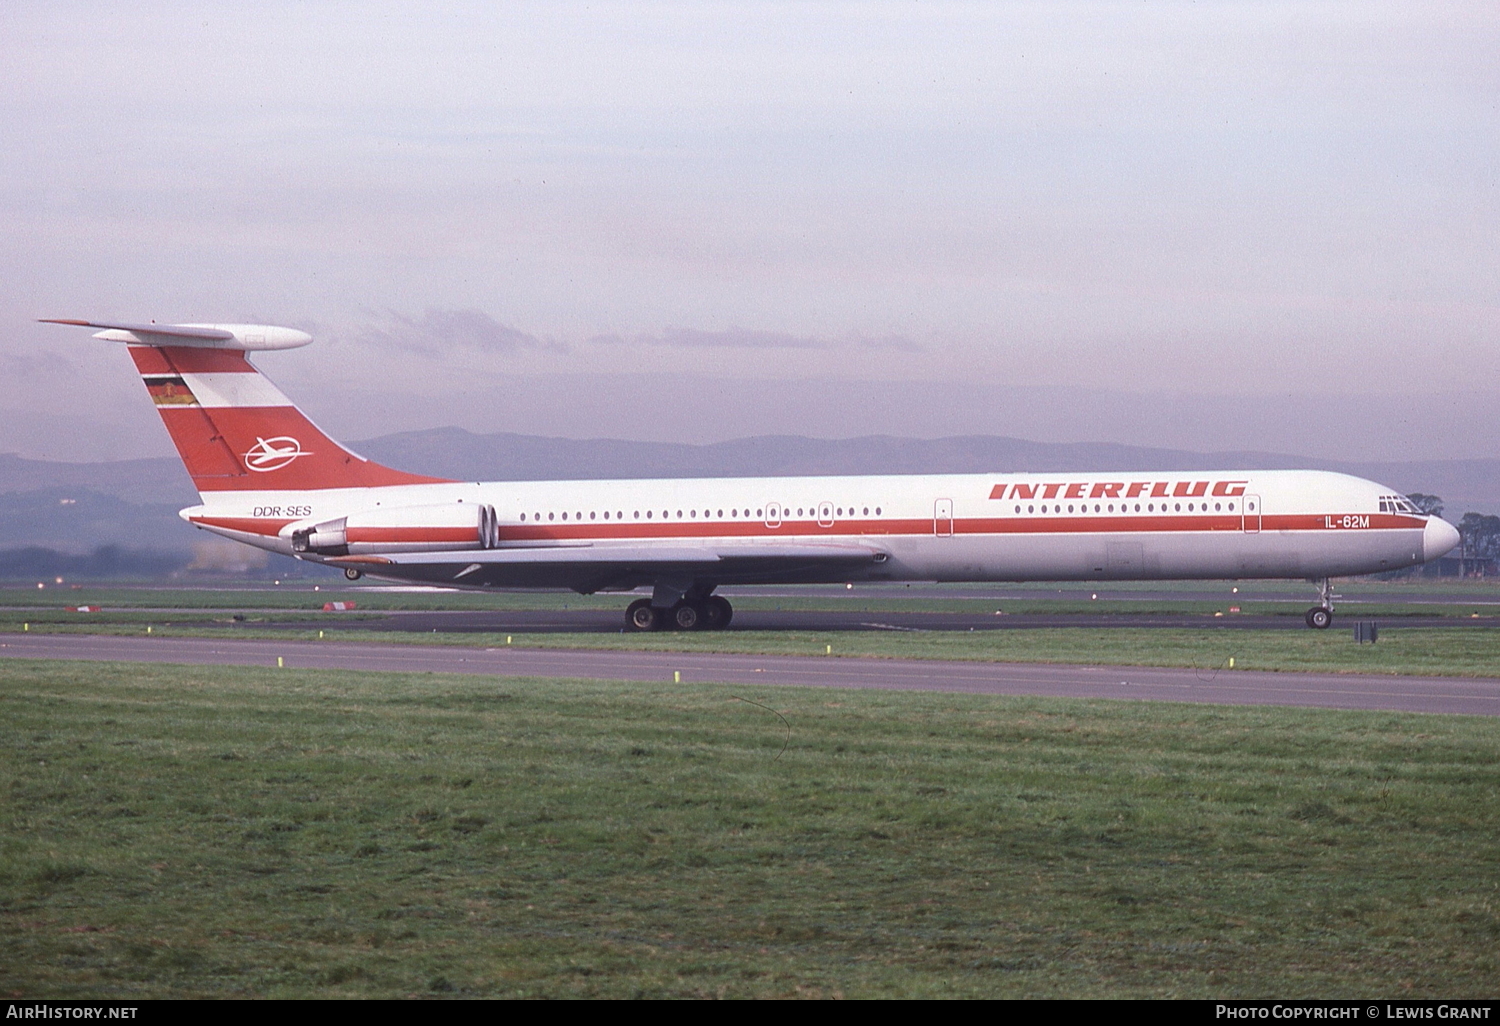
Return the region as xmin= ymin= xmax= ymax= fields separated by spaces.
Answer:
xmin=5 ymin=1008 xmax=137 ymax=1020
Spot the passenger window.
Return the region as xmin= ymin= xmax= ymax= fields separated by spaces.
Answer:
xmin=548 ymin=512 xmax=555 ymax=521
xmin=561 ymin=512 xmax=567 ymax=520
xmin=520 ymin=513 xmax=526 ymax=521
xmin=875 ymin=507 xmax=881 ymax=515
xmin=1028 ymin=505 xmax=1034 ymax=514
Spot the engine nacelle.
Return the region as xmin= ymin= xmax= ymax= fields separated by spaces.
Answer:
xmin=286 ymin=503 xmax=499 ymax=555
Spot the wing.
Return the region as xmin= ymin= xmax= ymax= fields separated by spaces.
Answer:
xmin=328 ymin=541 xmax=885 ymax=591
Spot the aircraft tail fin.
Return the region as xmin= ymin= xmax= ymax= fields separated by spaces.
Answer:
xmin=43 ymin=319 xmax=451 ymax=494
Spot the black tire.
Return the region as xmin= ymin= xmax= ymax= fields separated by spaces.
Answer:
xmin=705 ymin=595 xmax=733 ymax=629
xmin=672 ymin=602 xmax=702 ymax=631
xmin=343 ymin=568 xmax=363 ymax=581
xmin=1306 ymin=607 xmax=1332 ymax=629
xmin=627 ymin=598 xmax=660 ymax=631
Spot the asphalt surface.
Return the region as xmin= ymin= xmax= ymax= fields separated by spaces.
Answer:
xmin=721 ymin=584 xmax=1500 ymax=605
xmin=4 ymin=632 xmax=1497 ymax=716
xmin=267 ymin=607 xmax=1500 ymax=634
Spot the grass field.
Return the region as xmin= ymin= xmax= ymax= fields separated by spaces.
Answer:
xmin=3 ymin=659 xmax=1498 ymax=998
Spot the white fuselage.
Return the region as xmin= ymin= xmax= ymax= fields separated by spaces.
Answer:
xmin=183 ymin=468 xmax=1448 ymax=591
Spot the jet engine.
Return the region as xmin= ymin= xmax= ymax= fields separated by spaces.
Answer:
xmin=287 ymin=503 xmax=499 ymax=556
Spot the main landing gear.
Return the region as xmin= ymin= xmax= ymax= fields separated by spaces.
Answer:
xmin=1305 ymin=578 xmax=1335 ymax=629
xmin=625 ymin=595 xmax=733 ymax=632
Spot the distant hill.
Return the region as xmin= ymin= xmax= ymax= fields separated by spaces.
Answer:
xmin=355 ymin=429 xmax=1500 ymax=516
xmin=3 ymin=430 xmax=1495 ymax=555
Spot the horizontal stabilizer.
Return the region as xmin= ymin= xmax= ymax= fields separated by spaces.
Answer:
xmin=40 ymin=318 xmax=311 ymax=351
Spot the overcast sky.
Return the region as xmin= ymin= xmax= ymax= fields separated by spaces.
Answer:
xmin=2 ymin=2 xmax=1496 ymax=463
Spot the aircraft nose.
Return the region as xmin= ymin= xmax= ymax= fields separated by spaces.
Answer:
xmin=1424 ymin=516 xmax=1461 ymax=562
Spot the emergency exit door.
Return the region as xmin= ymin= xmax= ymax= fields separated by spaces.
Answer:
xmin=1242 ymin=495 xmax=1261 ymax=533
xmin=934 ymin=498 xmax=954 ymax=536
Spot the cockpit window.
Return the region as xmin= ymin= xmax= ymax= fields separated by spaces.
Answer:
xmin=1380 ymin=494 xmax=1421 ymax=514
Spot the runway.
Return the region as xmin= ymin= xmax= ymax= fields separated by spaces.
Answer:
xmin=322 ymin=607 xmax=1500 ymax=634
xmin=4 ymin=631 xmax=1498 ymax=716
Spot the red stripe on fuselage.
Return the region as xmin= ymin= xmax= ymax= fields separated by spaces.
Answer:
xmin=486 ymin=511 xmax=1424 ymax=543
xmin=189 ymin=516 xmax=296 ymax=536
xmin=193 ymin=511 xmax=1426 ymax=545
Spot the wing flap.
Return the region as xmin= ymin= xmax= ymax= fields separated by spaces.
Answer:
xmin=330 ymin=542 xmax=881 ymax=568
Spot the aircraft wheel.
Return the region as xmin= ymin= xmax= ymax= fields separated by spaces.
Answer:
xmin=703 ymin=595 xmax=733 ymax=630
xmin=626 ymin=598 xmax=661 ymax=631
xmin=1306 ymin=607 xmax=1332 ymax=629
xmin=343 ymin=568 xmax=363 ymax=581
xmin=671 ymin=601 xmax=703 ymax=631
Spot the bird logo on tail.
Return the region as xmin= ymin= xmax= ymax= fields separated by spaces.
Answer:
xmin=243 ymin=436 xmax=313 ymax=473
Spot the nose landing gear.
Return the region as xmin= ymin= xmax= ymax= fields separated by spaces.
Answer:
xmin=1305 ymin=578 xmax=1335 ymax=629
xmin=1305 ymin=606 xmax=1332 ymax=629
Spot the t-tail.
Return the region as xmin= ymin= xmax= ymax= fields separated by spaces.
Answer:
xmin=42 ymin=319 xmax=449 ymax=495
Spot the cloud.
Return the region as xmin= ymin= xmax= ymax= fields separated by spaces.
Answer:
xmin=588 ymin=326 xmax=828 ymax=350
xmin=852 ymin=334 xmax=924 ymax=353
xmin=359 ymin=309 xmax=566 ymax=356
xmin=587 ymin=327 xmax=923 ymax=351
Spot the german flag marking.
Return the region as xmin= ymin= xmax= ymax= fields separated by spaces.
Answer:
xmin=143 ymin=376 xmax=199 ymax=407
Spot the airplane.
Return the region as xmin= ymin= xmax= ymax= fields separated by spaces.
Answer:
xmin=45 ymin=318 xmax=1462 ymax=631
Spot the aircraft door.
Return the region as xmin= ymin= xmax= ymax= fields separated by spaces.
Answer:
xmin=1242 ymin=495 xmax=1261 ymax=533
xmin=934 ymin=498 xmax=954 ymax=537
xmin=764 ymin=502 xmax=782 ymax=529
xmin=817 ymin=501 xmax=834 ymax=528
